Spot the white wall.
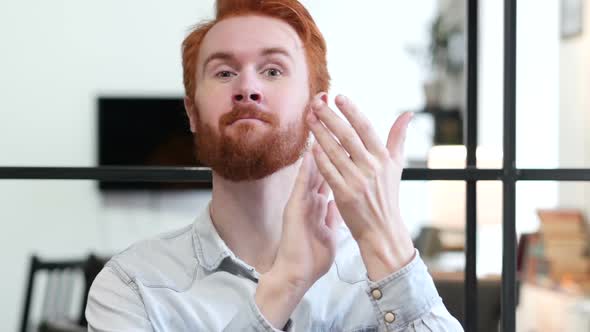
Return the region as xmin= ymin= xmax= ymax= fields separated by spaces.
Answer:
xmin=0 ymin=1 xmax=437 ymax=330
xmin=559 ymin=0 xmax=590 ymax=218
xmin=0 ymin=2 xmax=217 ymax=330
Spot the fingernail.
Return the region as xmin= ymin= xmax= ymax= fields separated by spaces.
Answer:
xmin=336 ymin=95 xmax=347 ymax=105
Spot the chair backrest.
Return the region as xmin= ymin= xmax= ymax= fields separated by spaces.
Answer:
xmin=19 ymin=254 xmax=107 ymax=332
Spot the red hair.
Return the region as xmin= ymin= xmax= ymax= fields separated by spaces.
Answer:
xmin=181 ymin=0 xmax=330 ymax=101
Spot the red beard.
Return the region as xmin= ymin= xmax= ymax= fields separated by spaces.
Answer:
xmin=193 ymin=104 xmax=311 ymax=182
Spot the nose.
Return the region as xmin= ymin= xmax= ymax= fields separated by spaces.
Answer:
xmin=233 ymin=92 xmax=262 ymax=104
xmin=233 ymin=90 xmax=263 ymax=105
xmin=232 ymin=74 xmax=263 ymax=106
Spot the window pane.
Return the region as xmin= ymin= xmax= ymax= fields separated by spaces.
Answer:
xmin=478 ymin=1 xmax=590 ymax=170
xmin=558 ymin=1 xmax=590 ymax=169
xmin=407 ymin=179 xmax=502 ymax=329
xmin=478 ymin=0 xmax=505 ymax=169
xmin=513 ymin=1 xmax=590 ymax=169
xmin=416 ymin=180 xmax=502 ymax=276
xmin=516 ymin=181 xmax=590 ymax=331
xmin=515 ymin=1 xmax=560 ymax=169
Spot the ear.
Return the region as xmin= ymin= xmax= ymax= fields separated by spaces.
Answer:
xmin=184 ymin=96 xmax=197 ymax=133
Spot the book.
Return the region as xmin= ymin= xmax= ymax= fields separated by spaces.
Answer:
xmin=533 ymin=209 xmax=590 ymax=290
xmin=537 ymin=209 xmax=588 ymax=235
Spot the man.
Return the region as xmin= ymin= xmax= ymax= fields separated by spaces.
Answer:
xmin=86 ymin=0 xmax=463 ymax=331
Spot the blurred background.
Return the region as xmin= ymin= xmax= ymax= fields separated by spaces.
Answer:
xmin=1 ymin=0 xmax=589 ymax=331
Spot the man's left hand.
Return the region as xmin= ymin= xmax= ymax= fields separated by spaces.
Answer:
xmin=306 ymin=93 xmax=416 ymax=281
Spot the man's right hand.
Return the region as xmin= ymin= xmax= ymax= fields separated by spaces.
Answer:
xmin=255 ymin=148 xmax=342 ymax=329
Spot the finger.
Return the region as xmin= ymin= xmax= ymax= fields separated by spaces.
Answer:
xmin=311 ymin=142 xmax=332 ymax=197
xmin=307 ymin=108 xmax=360 ymax=180
xmin=386 ymin=112 xmax=414 ymax=161
xmin=292 ymin=152 xmax=312 ymax=198
xmin=302 ymin=148 xmax=327 ymax=193
xmin=325 ymin=200 xmax=343 ymax=231
xmin=334 ymin=95 xmax=388 ymax=159
xmin=311 ymin=142 xmax=348 ymax=195
xmin=310 ymin=95 xmax=374 ymax=170
xmin=306 ymin=149 xmax=325 ymax=192
xmin=318 ymin=178 xmax=331 ymax=197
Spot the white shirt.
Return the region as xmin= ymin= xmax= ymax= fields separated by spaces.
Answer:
xmin=86 ymin=201 xmax=463 ymax=331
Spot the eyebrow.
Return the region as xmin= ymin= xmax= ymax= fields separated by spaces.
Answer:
xmin=201 ymin=47 xmax=294 ymax=72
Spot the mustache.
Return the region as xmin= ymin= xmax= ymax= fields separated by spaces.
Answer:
xmin=220 ymin=104 xmax=279 ymax=127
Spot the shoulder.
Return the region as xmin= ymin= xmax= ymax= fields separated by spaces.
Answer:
xmin=105 ymin=223 xmax=199 ymax=291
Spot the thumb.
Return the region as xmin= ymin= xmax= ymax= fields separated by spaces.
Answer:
xmin=386 ymin=112 xmax=414 ymax=161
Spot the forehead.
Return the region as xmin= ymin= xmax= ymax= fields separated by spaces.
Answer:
xmin=198 ymin=15 xmax=304 ymax=65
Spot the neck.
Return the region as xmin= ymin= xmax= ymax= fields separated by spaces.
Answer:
xmin=209 ymin=159 xmax=301 ymax=274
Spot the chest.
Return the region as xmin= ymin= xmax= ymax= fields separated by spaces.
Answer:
xmin=135 ymin=268 xmax=370 ymax=331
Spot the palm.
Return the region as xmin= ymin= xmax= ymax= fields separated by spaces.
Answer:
xmin=292 ymin=192 xmax=336 ymax=277
xmin=278 ymin=152 xmax=341 ymax=286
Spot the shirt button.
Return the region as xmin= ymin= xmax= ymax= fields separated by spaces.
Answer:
xmin=371 ymin=288 xmax=383 ymax=300
xmin=384 ymin=312 xmax=396 ymax=323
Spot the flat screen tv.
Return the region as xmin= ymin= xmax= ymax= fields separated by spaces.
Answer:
xmin=97 ymin=97 xmax=211 ymax=191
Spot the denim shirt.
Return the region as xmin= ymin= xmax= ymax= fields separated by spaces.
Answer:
xmin=86 ymin=202 xmax=463 ymax=331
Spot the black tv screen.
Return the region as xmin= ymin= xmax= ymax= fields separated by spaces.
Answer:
xmin=97 ymin=97 xmax=211 ymax=190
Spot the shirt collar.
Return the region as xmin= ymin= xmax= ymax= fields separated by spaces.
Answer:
xmin=192 ymin=201 xmax=232 ymax=271
xmin=191 ymin=201 xmax=259 ymax=279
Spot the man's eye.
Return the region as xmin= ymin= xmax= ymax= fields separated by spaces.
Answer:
xmin=263 ymin=68 xmax=282 ymax=77
xmin=216 ymin=71 xmax=235 ymax=78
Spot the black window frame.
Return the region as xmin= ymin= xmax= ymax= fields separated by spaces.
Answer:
xmin=2 ymin=1 xmax=590 ymax=331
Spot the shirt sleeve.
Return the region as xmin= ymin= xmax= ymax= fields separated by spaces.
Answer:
xmin=364 ymin=250 xmax=464 ymax=331
xmin=86 ymin=266 xmax=154 ymax=332
xmin=222 ymin=294 xmax=292 ymax=332
xmin=86 ymin=265 xmax=292 ymax=332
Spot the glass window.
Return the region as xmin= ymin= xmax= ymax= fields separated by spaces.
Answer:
xmin=516 ymin=181 xmax=590 ymax=332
